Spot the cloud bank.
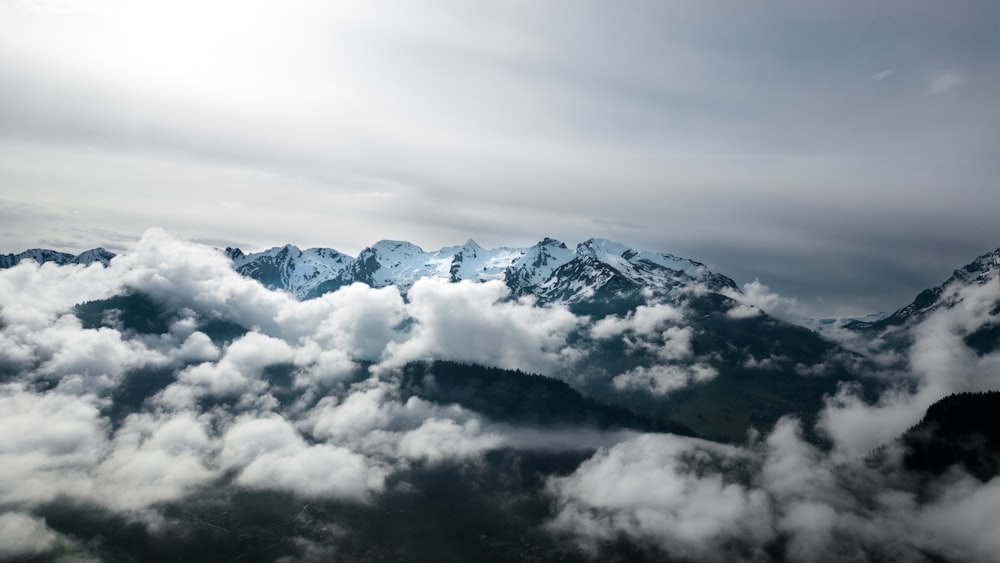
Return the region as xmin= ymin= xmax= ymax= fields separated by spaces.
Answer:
xmin=1 ymin=229 xmax=999 ymax=561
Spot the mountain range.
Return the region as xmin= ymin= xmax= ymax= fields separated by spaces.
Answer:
xmin=223 ymin=237 xmax=739 ymax=304
xmin=0 ymin=247 xmax=115 ymax=269
xmin=14 ymin=238 xmax=997 ymax=332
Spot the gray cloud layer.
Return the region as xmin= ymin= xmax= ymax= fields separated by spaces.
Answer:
xmin=1 ymin=0 xmax=999 ymax=316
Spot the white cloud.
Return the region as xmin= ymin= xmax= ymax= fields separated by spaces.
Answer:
xmin=0 ymin=259 xmax=119 ymax=330
xmin=173 ymin=330 xmax=295 ymax=399
xmin=914 ymin=474 xmax=1000 ymax=561
xmin=0 ymin=512 xmax=59 ymax=560
xmin=612 ymin=363 xmax=717 ymax=396
xmin=726 ymin=303 xmax=762 ymax=319
xmin=398 ymin=418 xmax=505 ymax=464
xmin=221 ymin=415 xmax=385 ymax=502
xmin=381 ymin=278 xmax=585 ymax=374
xmin=589 ymin=303 xmax=685 ymax=339
xmin=547 ymin=433 xmax=774 ymax=559
xmin=722 ymin=279 xmax=804 ymax=323
xmin=0 ymin=384 xmax=107 ymax=506
xmin=94 ymin=411 xmax=217 ymax=511
xmin=237 ymin=443 xmax=384 ymax=502
xmin=3 ymin=228 xmax=1000 ymax=562
xmin=551 ymin=416 xmax=1000 ymax=562
xmin=277 ymin=283 xmax=407 ymax=361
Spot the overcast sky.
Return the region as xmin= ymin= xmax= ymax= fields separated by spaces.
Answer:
xmin=1 ymin=0 xmax=998 ymax=316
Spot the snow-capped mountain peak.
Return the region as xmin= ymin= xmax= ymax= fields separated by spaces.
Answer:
xmin=227 ymin=244 xmax=352 ymax=297
xmin=505 ymin=238 xmax=575 ymax=294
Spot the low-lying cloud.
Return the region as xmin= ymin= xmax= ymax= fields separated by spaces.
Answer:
xmin=1 ymin=229 xmax=999 ymax=561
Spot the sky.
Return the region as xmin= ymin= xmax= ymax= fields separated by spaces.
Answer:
xmin=1 ymin=0 xmax=998 ymax=316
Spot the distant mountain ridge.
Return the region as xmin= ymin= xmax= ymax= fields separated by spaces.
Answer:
xmin=848 ymin=247 xmax=1000 ymax=333
xmin=0 ymin=247 xmax=115 ymax=268
xmin=225 ymin=237 xmax=739 ymax=303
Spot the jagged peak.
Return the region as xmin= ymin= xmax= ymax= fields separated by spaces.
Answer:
xmin=965 ymin=247 xmax=1000 ymax=271
xmin=224 ymin=246 xmax=245 ymax=261
xmin=536 ymin=237 xmax=568 ymax=249
xmin=255 ymin=244 xmax=302 ymax=259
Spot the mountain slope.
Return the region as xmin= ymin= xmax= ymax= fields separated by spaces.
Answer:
xmin=850 ymin=247 xmax=1000 ymax=333
xmin=902 ymin=391 xmax=1000 ymax=481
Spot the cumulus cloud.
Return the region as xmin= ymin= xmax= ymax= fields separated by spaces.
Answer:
xmin=0 ymin=258 xmax=119 ymax=329
xmin=222 ymin=415 xmax=385 ymax=502
xmin=550 ymin=416 xmax=1000 ymax=562
xmin=381 ymin=278 xmax=586 ymax=374
xmin=0 ymin=384 xmax=107 ymax=506
xmin=547 ymin=433 xmax=774 ymax=560
xmin=0 ymin=512 xmax=59 ymax=560
xmin=173 ymin=330 xmax=295 ymax=400
xmin=587 ymin=303 xmax=722 ymax=396
xmin=722 ymin=279 xmax=805 ymax=323
xmin=2 ymin=228 xmax=1000 ymax=561
xmin=589 ymin=303 xmax=685 ymax=339
xmin=273 ymin=282 xmax=407 ymax=362
xmin=93 ymin=411 xmax=217 ymax=511
xmin=612 ymin=363 xmax=718 ymax=396
xmin=397 ymin=418 xmax=505 ymax=464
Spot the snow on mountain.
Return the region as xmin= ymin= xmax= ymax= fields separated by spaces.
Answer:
xmin=227 ymin=244 xmax=353 ymax=297
xmin=446 ymin=239 xmax=525 ymax=284
xmin=346 ymin=239 xmax=525 ymax=292
xmin=0 ymin=248 xmax=115 ymax=268
xmin=350 ymin=240 xmax=443 ymax=289
xmin=949 ymin=247 xmax=1000 ymax=286
xmin=534 ymin=238 xmax=739 ymax=303
xmin=224 ymin=237 xmax=740 ymax=304
xmin=504 ymin=238 xmax=575 ymax=294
